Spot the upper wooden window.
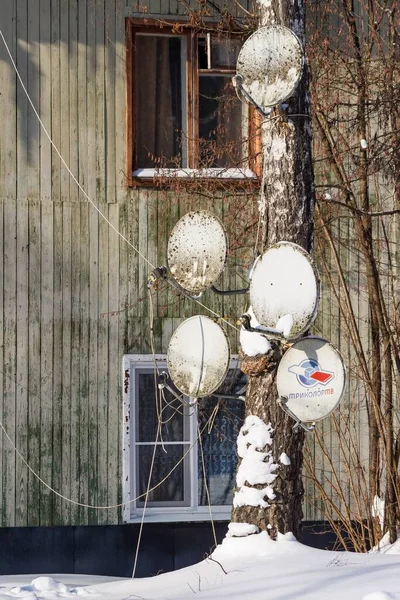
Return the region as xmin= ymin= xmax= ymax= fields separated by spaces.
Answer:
xmin=126 ymin=20 xmax=260 ymax=183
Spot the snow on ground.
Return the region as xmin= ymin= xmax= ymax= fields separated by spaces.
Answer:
xmin=1 ymin=532 xmax=400 ymax=600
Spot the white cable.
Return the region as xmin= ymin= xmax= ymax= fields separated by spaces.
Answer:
xmin=198 ymin=422 xmax=218 ymax=549
xmin=131 ymin=422 xmax=161 ymax=578
xmin=0 ymin=416 xmax=213 ymax=510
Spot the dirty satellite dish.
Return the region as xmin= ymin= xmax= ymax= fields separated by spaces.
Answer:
xmin=249 ymin=242 xmax=320 ymax=340
xmin=277 ymin=336 xmax=346 ymax=423
xmin=167 ymin=315 xmax=230 ymax=398
xmin=236 ymin=25 xmax=304 ymax=110
xmin=167 ymin=211 xmax=227 ymax=295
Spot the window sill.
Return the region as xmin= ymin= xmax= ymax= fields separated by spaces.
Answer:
xmin=129 ymin=168 xmax=259 ymax=187
xmin=125 ymin=509 xmax=232 ymax=523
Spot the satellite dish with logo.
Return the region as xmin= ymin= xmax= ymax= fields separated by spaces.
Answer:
xmin=249 ymin=242 xmax=320 ymax=341
xmin=167 ymin=211 xmax=227 ymax=295
xmin=235 ymin=25 xmax=304 ymax=111
xmin=277 ymin=337 xmax=346 ymax=423
xmin=167 ymin=315 xmax=230 ymax=398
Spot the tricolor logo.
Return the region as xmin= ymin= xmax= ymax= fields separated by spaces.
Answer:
xmin=288 ymin=359 xmax=334 ymax=388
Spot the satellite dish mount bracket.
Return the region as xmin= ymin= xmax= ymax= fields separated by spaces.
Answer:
xmin=157 ymin=372 xmax=198 ymax=407
xmin=232 ymin=75 xmax=272 ymax=118
xmin=278 ymin=395 xmax=316 ymax=433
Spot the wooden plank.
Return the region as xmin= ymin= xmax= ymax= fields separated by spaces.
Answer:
xmin=16 ymin=0 xmax=29 ymax=203
xmin=156 ymin=191 xmax=169 ymax=328
xmin=27 ymin=200 xmax=41 ymax=526
xmin=86 ymin=0 xmax=99 ymax=526
xmin=105 ymin=0 xmax=117 ymax=202
xmin=39 ymin=201 xmax=54 ymax=525
xmin=117 ymin=197 xmax=128 ymax=343
xmin=147 ymin=190 xmax=159 ymax=350
xmin=86 ymin=0 xmax=97 ymax=203
xmin=137 ymin=190 xmax=149 ymax=353
xmin=3 ymin=203 xmax=17 ymax=527
xmin=60 ymin=0 xmax=70 ymax=202
xmin=78 ymin=0 xmax=88 ymax=203
xmin=70 ymin=203 xmax=81 ymax=524
xmin=69 ymin=0 xmax=79 ymax=203
xmin=95 ymin=0 xmax=106 ymax=203
xmin=26 ymin=0 xmax=41 ymax=202
xmin=0 ymin=201 xmax=3 ymax=516
xmin=115 ymin=0 xmax=127 ymax=200
xmin=39 ymin=0 xmax=52 ymax=204
xmin=161 ymin=317 xmax=174 ymax=354
xmin=38 ymin=0 xmax=53 ymax=527
xmin=0 ymin=0 xmax=17 ymax=201
xmin=15 ymin=200 xmax=29 ymax=527
xmin=167 ymin=192 xmax=181 ymax=319
xmin=52 ymin=202 xmax=64 ymax=523
xmin=79 ymin=203 xmax=90 ymax=525
xmin=107 ymin=203 xmax=120 ymax=523
xmin=126 ymin=190 xmax=140 ymax=351
xmin=61 ymin=203 xmax=72 ymax=525
xmin=88 ymin=206 xmax=99 ymax=524
xmin=97 ymin=203 xmax=110 ymax=524
xmin=51 ymin=0 xmax=61 ymax=203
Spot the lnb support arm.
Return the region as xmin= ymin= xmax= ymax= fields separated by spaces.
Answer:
xmin=157 ymin=372 xmax=198 ymax=407
xmin=239 ymin=313 xmax=285 ymax=342
xmin=211 ymin=285 xmax=249 ymax=296
xmin=232 ymin=75 xmax=272 ymax=118
xmin=278 ymin=395 xmax=316 ymax=433
xmin=147 ymin=265 xmax=203 ymax=300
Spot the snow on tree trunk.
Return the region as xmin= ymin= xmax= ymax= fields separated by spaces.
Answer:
xmin=230 ymin=0 xmax=314 ymax=539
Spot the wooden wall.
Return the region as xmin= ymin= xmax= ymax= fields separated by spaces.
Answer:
xmin=0 ymin=0 xmax=250 ymax=527
xmin=0 ymin=0 xmax=397 ymax=528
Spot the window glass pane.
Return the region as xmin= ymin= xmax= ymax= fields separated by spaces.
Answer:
xmin=211 ymin=37 xmax=241 ymax=69
xmin=137 ymin=444 xmax=190 ymax=506
xmin=135 ymin=35 xmax=183 ymax=168
xmin=197 ymin=37 xmax=208 ymax=69
xmin=199 ymin=75 xmax=243 ymax=168
xmin=136 ymin=371 xmax=187 ymax=442
xmin=198 ymin=396 xmax=245 ymax=506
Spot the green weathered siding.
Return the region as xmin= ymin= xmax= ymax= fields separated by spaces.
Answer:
xmin=0 ymin=0 xmax=249 ymax=526
xmin=1 ymin=0 xmax=397 ymax=528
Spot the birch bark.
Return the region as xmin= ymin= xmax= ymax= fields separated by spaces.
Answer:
xmin=231 ymin=0 xmax=315 ymax=539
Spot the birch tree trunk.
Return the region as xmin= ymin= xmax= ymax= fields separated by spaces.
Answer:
xmin=231 ymin=0 xmax=315 ymax=540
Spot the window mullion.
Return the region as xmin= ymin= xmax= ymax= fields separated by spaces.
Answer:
xmin=191 ymin=403 xmax=199 ymax=510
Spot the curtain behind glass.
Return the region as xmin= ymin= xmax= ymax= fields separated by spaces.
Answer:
xmin=135 ymin=36 xmax=182 ymax=168
xmin=198 ymin=75 xmax=242 ymax=168
xmin=198 ymin=396 xmax=244 ymax=506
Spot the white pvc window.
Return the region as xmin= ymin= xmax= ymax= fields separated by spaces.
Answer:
xmin=122 ymin=355 xmax=244 ymax=523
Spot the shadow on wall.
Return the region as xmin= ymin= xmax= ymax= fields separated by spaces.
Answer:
xmin=0 ymin=0 xmax=126 ymax=165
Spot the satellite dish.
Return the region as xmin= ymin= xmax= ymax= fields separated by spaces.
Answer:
xmin=236 ymin=25 xmax=304 ymax=110
xmin=167 ymin=315 xmax=230 ymax=397
xmin=167 ymin=211 xmax=228 ymax=295
xmin=277 ymin=336 xmax=346 ymax=422
xmin=249 ymin=242 xmax=320 ymax=341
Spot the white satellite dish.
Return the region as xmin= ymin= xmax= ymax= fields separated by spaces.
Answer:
xmin=249 ymin=242 xmax=320 ymax=341
xmin=167 ymin=211 xmax=227 ymax=295
xmin=236 ymin=25 xmax=304 ymax=110
xmin=277 ymin=336 xmax=346 ymax=423
xmin=167 ymin=315 xmax=230 ymax=397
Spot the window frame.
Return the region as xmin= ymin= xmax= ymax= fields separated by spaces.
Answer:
xmin=125 ymin=18 xmax=261 ymax=186
xmin=122 ymin=354 xmax=242 ymax=523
